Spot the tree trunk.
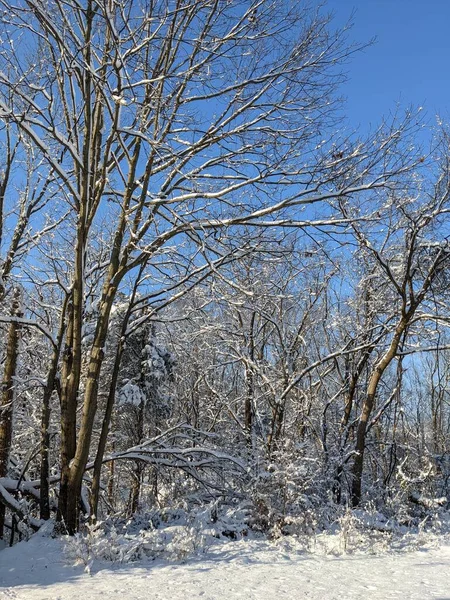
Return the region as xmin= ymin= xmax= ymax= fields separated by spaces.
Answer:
xmin=40 ymin=297 xmax=67 ymax=521
xmin=128 ymin=466 xmax=143 ymax=517
xmin=0 ymin=289 xmax=22 ymax=539
xmin=244 ymin=312 xmax=256 ymax=445
xmin=90 ymin=338 xmax=124 ymax=520
xmin=91 ymin=269 xmax=144 ymax=520
xmin=57 ymin=296 xmax=81 ymax=529
xmin=128 ymin=397 xmax=146 ymax=517
xmin=61 ymin=283 xmax=119 ymax=533
xmin=334 ymin=366 xmax=363 ymax=503
xmin=351 ymin=317 xmax=407 ymax=506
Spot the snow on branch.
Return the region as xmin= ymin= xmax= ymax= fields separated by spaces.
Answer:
xmin=0 ymin=314 xmax=56 ymax=346
xmin=397 ymin=458 xmax=433 ymax=485
xmin=94 ymin=424 xmax=247 ymax=494
xmin=0 ymin=481 xmax=44 ymax=531
xmin=408 ymin=491 xmax=448 ymax=510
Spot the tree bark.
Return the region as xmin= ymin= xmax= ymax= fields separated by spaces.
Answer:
xmin=90 ymin=269 xmax=144 ymax=521
xmin=40 ymin=296 xmax=67 ymax=520
xmin=62 ymin=282 xmax=119 ymax=533
xmin=244 ymin=311 xmax=256 ymax=446
xmin=0 ymin=289 xmax=22 ymax=539
xmin=351 ymin=317 xmax=407 ymax=506
xmin=90 ymin=337 xmax=124 ymax=520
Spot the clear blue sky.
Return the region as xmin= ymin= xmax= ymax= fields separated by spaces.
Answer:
xmin=327 ymin=0 xmax=449 ymax=129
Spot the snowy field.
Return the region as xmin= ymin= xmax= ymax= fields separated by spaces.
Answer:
xmin=1 ymin=530 xmax=450 ymax=600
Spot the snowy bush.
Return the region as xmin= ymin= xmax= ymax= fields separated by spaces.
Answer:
xmin=64 ymin=503 xmax=254 ymax=567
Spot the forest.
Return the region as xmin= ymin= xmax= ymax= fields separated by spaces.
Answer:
xmin=0 ymin=0 xmax=449 ymax=549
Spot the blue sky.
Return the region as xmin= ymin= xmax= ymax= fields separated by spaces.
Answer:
xmin=327 ymin=0 xmax=449 ymax=130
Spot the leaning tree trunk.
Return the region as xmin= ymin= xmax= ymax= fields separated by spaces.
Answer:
xmin=90 ymin=263 xmax=144 ymax=521
xmin=351 ymin=317 xmax=408 ymax=506
xmin=0 ymin=289 xmax=22 ymax=539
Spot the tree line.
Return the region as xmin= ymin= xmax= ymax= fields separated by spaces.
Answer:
xmin=0 ymin=0 xmax=449 ymax=541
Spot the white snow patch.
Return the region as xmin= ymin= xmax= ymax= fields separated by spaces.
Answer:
xmin=1 ymin=526 xmax=450 ymax=599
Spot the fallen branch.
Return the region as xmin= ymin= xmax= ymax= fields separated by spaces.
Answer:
xmin=0 ymin=482 xmax=44 ymax=531
xmin=409 ymin=491 xmax=448 ymax=510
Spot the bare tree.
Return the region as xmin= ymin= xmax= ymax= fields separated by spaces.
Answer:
xmin=0 ymin=121 xmax=58 ymax=537
xmin=0 ymin=289 xmax=22 ymax=539
xmin=336 ymin=152 xmax=450 ymax=505
xmin=0 ymin=0 xmax=420 ymax=533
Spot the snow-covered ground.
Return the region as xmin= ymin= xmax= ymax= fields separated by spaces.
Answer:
xmin=1 ymin=530 xmax=450 ymax=600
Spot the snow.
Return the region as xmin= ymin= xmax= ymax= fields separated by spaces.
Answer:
xmin=1 ymin=529 xmax=450 ymax=599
